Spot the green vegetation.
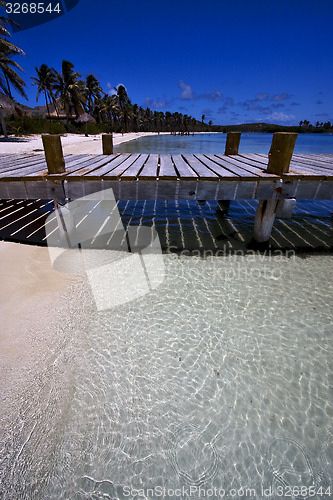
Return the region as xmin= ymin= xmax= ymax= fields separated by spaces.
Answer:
xmin=212 ymin=121 xmax=333 ymax=134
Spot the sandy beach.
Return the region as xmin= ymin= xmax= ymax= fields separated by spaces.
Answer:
xmin=0 ymin=131 xmax=163 ymax=155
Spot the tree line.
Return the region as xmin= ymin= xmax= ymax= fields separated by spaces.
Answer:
xmin=299 ymin=120 xmax=332 ymax=130
xmin=30 ymin=61 xmax=209 ymax=133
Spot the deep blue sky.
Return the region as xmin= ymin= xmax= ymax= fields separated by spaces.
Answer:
xmin=5 ymin=0 xmax=333 ymax=125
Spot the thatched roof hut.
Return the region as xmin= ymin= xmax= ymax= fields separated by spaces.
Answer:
xmin=76 ymin=112 xmax=96 ymax=136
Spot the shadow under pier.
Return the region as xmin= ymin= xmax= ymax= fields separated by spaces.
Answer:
xmin=2 ymin=198 xmax=332 ymax=255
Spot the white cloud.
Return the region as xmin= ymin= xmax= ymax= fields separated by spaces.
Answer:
xmin=179 ymin=80 xmax=195 ymax=100
xmin=144 ymin=97 xmax=168 ymax=109
xmin=204 ymin=89 xmax=223 ymax=101
xmin=255 ymin=93 xmax=269 ymax=101
xmin=225 ymin=97 xmax=234 ymax=106
xmin=271 ymin=93 xmax=291 ymax=101
xmin=265 ymin=112 xmax=296 ymax=123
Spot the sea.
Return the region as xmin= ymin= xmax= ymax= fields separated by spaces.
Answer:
xmin=0 ymin=133 xmax=332 ymax=499
xmin=114 ymin=132 xmax=333 ymax=155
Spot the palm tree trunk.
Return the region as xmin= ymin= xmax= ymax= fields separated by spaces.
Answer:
xmin=65 ymin=112 xmax=69 ymax=131
xmin=0 ymin=109 xmax=8 ymax=138
xmin=52 ymin=98 xmax=60 ymax=120
xmin=4 ymin=73 xmax=13 ymax=99
xmin=45 ymin=92 xmax=51 ymax=119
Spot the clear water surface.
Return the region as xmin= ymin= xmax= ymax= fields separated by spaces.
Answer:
xmin=114 ymin=132 xmax=333 ymax=155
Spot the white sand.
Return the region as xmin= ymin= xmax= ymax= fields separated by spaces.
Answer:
xmin=0 ymin=132 xmax=162 ymax=155
xmin=0 ymin=242 xmax=93 ymax=438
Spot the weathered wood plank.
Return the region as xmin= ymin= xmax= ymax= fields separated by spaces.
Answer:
xmin=290 ymin=163 xmax=333 ymax=175
xmin=197 ymin=155 xmax=240 ymax=179
xmin=209 ymin=154 xmax=259 ymax=178
xmin=0 ymin=180 xmax=28 ymax=198
xmin=172 ymin=155 xmax=198 ymax=179
xmin=25 ymin=180 xmax=66 ymax=199
xmin=65 ymin=155 xmax=122 ymax=178
xmin=159 ymin=155 xmax=177 ymax=179
xmin=138 ymin=154 xmax=159 ymax=179
xmin=196 ymin=181 xmax=219 ymax=198
xmin=183 ymin=154 xmax=219 ymax=179
xmin=0 ymin=154 xmax=44 ymax=169
xmin=0 ymin=162 xmax=48 ymax=179
xmin=83 ymin=154 xmax=132 ymax=178
xmin=214 ymin=154 xmax=276 ymax=178
xmin=290 ymin=156 xmax=333 ymax=171
xmin=103 ymin=154 xmax=142 ymax=179
xmin=119 ymin=154 xmax=149 ymax=180
xmin=293 ymin=153 xmax=333 ymax=164
xmin=255 ymin=153 xmax=333 ymax=177
xmin=315 ymin=180 xmax=333 ymax=199
xmin=288 ymin=164 xmax=332 ymax=178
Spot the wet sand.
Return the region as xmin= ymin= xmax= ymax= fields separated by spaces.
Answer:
xmin=0 ymin=242 xmax=92 ymax=439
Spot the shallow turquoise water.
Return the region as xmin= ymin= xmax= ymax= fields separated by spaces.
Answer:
xmin=1 ymin=251 xmax=332 ymax=499
xmin=114 ymin=132 xmax=333 ymax=155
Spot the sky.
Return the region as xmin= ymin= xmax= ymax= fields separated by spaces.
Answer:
xmin=3 ymin=0 xmax=333 ymax=126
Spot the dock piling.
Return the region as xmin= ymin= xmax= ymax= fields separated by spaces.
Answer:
xmin=267 ymin=132 xmax=298 ymax=175
xmin=42 ymin=134 xmax=66 ymax=174
xmin=102 ymin=134 xmax=113 ymax=155
xmin=225 ymin=132 xmax=241 ymax=156
xmin=42 ymin=134 xmax=69 ymax=241
xmin=218 ymin=132 xmax=241 ymax=213
xmin=253 ymin=199 xmax=279 ymax=244
xmin=253 ymin=132 xmax=298 ymax=245
xmin=276 ymin=198 xmax=296 ymax=218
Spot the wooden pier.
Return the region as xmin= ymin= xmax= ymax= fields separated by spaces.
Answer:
xmin=0 ymin=133 xmax=332 ymax=245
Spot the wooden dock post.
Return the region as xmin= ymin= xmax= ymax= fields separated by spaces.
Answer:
xmin=42 ymin=134 xmax=69 ymax=241
xmin=225 ymin=132 xmax=241 ymax=156
xmin=102 ymin=133 xmax=113 ymax=155
xmin=267 ymin=132 xmax=298 ymax=175
xmin=217 ymin=132 xmax=241 ymax=214
xmin=276 ymin=198 xmax=296 ymax=218
xmin=42 ymin=134 xmax=66 ymax=174
xmin=253 ymin=199 xmax=279 ymax=243
xmin=252 ymin=132 xmax=298 ymax=246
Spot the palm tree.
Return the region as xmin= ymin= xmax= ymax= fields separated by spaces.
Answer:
xmin=0 ymin=1 xmax=26 ymax=99
xmin=115 ymin=84 xmax=132 ymax=131
xmin=31 ymin=64 xmax=58 ymax=118
xmin=99 ymin=93 xmax=119 ymax=130
xmin=53 ymin=60 xmax=84 ymax=130
xmin=85 ymin=74 xmax=102 ymax=115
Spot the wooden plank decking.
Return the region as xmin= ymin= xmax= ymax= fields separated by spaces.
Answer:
xmin=0 ymin=153 xmax=332 ymax=200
